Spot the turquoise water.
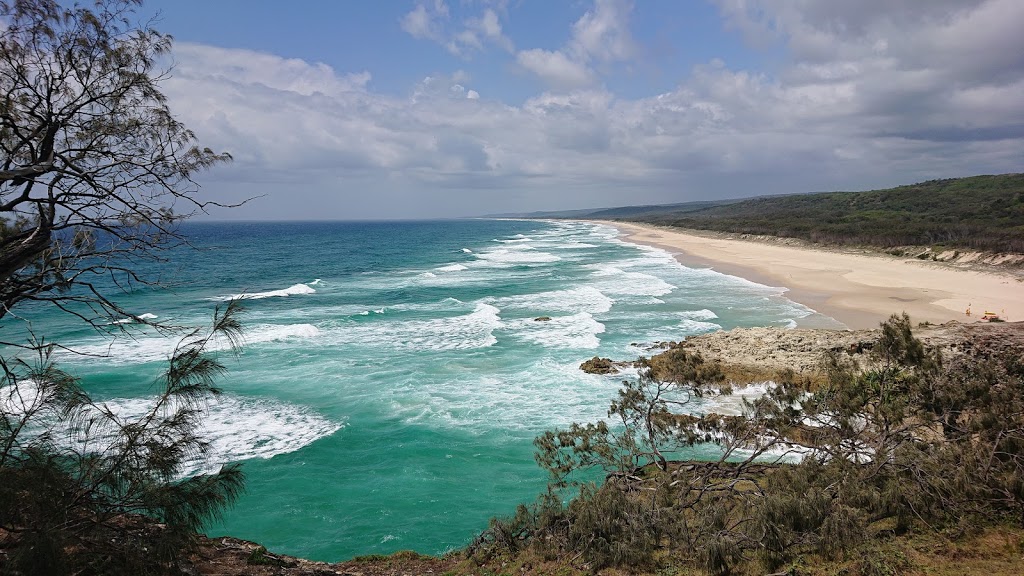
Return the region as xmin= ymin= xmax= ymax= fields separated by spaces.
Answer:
xmin=3 ymin=219 xmax=838 ymax=561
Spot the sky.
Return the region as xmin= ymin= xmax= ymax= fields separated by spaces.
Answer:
xmin=134 ymin=0 xmax=1024 ymax=220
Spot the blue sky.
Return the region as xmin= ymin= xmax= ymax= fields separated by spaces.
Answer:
xmin=135 ymin=0 xmax=1023 ymax=219
xmin=143 ymin=1 xmax=768 ymax=102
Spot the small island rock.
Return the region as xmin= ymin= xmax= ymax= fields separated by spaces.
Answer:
xmin=580 ymin=356 xmax=619 ymax=375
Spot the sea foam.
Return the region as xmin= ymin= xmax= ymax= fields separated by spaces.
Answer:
xmin=589 ymin=265 xmax=675 ymax=297
xmin=0 ymin=381 xmax=341 ymax=477
xmin=184 ymin=395 xmax=341 ymax=475
xmin=679 ymin=309 xmax=719 ymax=321
xmin=490 ymin=286 xmax=614 ymax=315
xmin=210 ymin=282 xmax=317 ymax=301
xmin=64 ymin=323 xmax=321 ymax=365
xmin=475 ymin=248 xmax=561 ymax=265
xmin=388 ymin=358 xmax=621 ymax=432
xmin=98 ymin=395 xmax=338 ymax=477
xmin=505 ymin=312 xmax=606 ymax=349
xmin=677 ymin=318 xmax=723 ymax=334
xmin=110 ymin=312 xmax=159 ymax=325
xmin=329 ymin=302 xmax=502 ymax=351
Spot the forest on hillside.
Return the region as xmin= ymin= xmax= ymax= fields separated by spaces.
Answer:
xmin=599 ymin=174 xmax=1024 ymax=253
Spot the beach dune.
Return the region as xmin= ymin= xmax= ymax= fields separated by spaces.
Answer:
xmin=600 ymin=220 xmax=1024 ymax=330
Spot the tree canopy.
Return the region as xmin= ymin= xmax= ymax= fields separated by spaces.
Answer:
xmin=0 ymin=0 xmax=231 ymax=325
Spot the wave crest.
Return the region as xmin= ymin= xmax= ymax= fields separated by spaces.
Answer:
xmin=210 ymin=282 xmax=316 ymax=301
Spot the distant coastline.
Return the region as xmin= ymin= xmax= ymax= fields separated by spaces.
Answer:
xmin=594 ymin=220 xmax=1024 ymax=330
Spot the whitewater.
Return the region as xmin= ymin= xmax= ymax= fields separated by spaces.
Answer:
xmin=3 ymin=219 xmax=835 ymax=561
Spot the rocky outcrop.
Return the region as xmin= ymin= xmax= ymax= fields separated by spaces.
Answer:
xmin=654 ymin=326 xmax=876 ymax=385
xmin=189 ymin=535 xmax=455 ymax=576
xmin=638 ymin=321 xmax=1024 ymax=386
xmin=580 ymin=356 xmax=629 ymax=374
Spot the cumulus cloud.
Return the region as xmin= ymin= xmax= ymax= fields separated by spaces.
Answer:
xmin=164 ymin=0 xmax=1024 ymax=218
xmin=569 ymin=0 xmax=635 ymax=63
xmin=400 ymin=0 xmax=448 ymax=41
xmin=401 ymin=1 xmax=513 ymax=57
xmin=164 ymin=47 xmax=504 ymax=189
xmin=516 ymin=0 xmax=635 ymax=89
xmin=713 ymin=0 xmax=1024 ymax=144
xmin=458 ymin=8 xmax=514 ymax=54
xmin=516 ymin=49 xmax=594 ymax=90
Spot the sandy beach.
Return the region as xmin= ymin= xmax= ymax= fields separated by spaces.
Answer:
xmin=599 ymin=220 xmax=1024 ymax=330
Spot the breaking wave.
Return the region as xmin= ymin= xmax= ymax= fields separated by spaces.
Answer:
xmin=209 ymin=282 xmax=317 ymax=301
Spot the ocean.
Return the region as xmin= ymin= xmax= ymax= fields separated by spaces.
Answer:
xmin=3 ymin=219 xmax=839 ymax=561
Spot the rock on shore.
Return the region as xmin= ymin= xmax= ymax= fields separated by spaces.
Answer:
xmin=645 ymin=321 xmax=1024 ymax=386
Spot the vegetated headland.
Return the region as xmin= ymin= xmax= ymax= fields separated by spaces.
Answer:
xmin=519 ymin=173 xmax=1024 ymax=256
xmin=177 ymin=175 xmax=1024 ymax=576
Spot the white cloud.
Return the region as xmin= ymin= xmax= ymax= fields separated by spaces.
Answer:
xmin=516 ymin=49 xmax=594 ymax=90
xmin=516 ymin=0 xmax=635 ymax=90
xmin=569 ymin=0 xmax=635 ymax=63
xmin=173 ymin=44 xmax=370 ymax=96
xmin=165 ymin=1 xmax=1024 ymax=218
xmin=400 ymin=1 xmax=448 ymax=41
xmin=711 ymin=0 xmax=1024 ymax=144
xmin=477 ymin=9 xmax=502 ymax=38
xmin=446 ymin=8 xmax=514 ymax=56
xmin=401 ymin=1 xmax=513 ymax=57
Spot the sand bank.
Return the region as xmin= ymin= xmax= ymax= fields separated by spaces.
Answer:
xmin=597 ymin=221 xmax=1024 ymax=330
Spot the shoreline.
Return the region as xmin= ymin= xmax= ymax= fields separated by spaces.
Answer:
xmin=592 ymin=220 xmax=1024 ymax=330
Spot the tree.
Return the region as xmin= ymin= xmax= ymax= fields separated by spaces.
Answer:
xmin=0 ymin=302 xmax=246 ymax=575
xmin=485 ymin=352 xmax=798 ymax=570
xmin=476 ymin=315 xmax=1024 ymax=574
xmin=0 ymin=1 xmax=244 ymax=573
xmin=0 ymin=0 xmax=231 ymax=326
